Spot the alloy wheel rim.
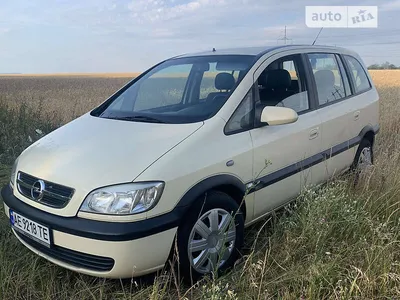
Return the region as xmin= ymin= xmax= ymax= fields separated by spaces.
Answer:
xmin=188 ymin=208 xmax=236 ymax=274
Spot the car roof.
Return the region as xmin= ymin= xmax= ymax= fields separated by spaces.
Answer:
xmin=173 ymin=44 xmax=358 ymax=59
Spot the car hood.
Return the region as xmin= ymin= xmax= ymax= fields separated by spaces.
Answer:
xmin=15 ymin=113 xmax=203 ymax=216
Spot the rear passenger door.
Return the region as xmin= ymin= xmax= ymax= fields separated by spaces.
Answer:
xmin=306 ymin=53 xmax=355 ymax=181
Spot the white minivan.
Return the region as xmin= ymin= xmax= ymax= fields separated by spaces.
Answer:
xmin=2 ymin=45 xmax=379 ymax=280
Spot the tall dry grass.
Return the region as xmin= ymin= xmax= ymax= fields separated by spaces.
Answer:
xmin=0 ymin=71 xmax=399 ymax=299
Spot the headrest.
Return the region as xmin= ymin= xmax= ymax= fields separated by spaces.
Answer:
xmin=264 ymin=69 xmax=292 ymax=90
xmin=215 ymin=73 xmax=235 ymax=90
xmin=258 ymin=70 xmax=268 ymax=86
xmin=314 ymin=70 xmax=335 ymax=87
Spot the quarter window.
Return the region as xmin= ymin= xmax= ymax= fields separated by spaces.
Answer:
xmin=225 ymin=89 xmax=254 ymax=134
xmin=308 ymin=53 xmax=346 ymax=105
xmin=344 ymin=55 xmax=371 ymax=94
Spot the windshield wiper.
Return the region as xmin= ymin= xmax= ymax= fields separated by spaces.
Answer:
xmin=110 ymin=115 xmax=167 ymax=123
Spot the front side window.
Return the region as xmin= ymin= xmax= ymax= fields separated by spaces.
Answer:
xmin=93 ymin=55 xmax=255 ymax=124
xmin=344 ymin=55 xmax=371 ymax=94
xmin=257 ymin=54 xmax=310 ymax=113
xmin=308 ymin=53 xmax=346 ymax=105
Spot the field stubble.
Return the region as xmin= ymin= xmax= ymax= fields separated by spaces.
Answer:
xmin=0 ymin=70 xmax=399 ymax=299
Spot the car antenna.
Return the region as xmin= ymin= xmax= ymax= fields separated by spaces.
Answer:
xmin=312 ymin=27 xmax=324 ymax=45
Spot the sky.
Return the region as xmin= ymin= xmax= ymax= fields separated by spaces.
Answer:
xmin=1 ymin=0 xmax=400 ymax=74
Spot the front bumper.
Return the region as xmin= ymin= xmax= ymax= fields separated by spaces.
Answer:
xmin=1 ymin=185 xmax=180 ymax=278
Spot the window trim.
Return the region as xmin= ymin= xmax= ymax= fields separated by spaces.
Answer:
xmin=335 ymin=54 xmax=351 ymax=97
xmin=342 ymin=54 xmax=373 ymax=96
xmin=340 ymin=54 xmax=356 ymax=95
xmin=301 ymin=53 xmax=319 ymax=111
xmin=294 ymin=54 xmax=314 ymax=115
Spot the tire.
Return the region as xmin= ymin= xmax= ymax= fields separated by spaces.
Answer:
xmin=352 ymin=138 xmax=373 ymax=181
xmin=176 ymin=190 xmax=244 ymax=283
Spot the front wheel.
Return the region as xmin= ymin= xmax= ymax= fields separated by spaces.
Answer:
xmin=176 ymin=191 xmax=244 ymax=282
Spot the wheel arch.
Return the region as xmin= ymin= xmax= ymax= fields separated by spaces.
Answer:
xmin=176 ymin=174 xmax=247 ymax=222
xmin=358 ymin=124 xmax=379 ymax=146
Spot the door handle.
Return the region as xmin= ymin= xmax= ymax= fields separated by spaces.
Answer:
xmin=309 ymin=128 xmax=319 ymax=140
xmin=354 ymin=111 xmax=360 ymax=121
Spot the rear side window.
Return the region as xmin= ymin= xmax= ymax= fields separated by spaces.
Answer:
xmin=344 ymin=55 xmax=371 ymax=94
xmin=308 ymin=53 xmax=346 ymax=105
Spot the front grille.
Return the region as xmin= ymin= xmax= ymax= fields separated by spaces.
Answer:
xmin=15 ymin=231 xmax=115 ymax=272
xmin=17 ymin=172 xmax=75 ymax=208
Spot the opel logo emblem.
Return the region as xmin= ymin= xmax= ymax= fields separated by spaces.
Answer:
xmin=31 ymin=180 xmax=45 ymax=201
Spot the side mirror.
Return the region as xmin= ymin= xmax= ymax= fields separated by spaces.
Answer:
xmin=260 ymin=106 xmax=298 ymax=126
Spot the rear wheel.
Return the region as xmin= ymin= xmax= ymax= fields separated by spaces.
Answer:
xmin=176 ymin=191 xmax=244 ymax=282
xmin=352 ymin=138 xmax=373 ymax=181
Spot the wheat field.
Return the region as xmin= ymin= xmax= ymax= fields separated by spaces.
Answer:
xmin=0 ymin=70 xmax=399 ymax=299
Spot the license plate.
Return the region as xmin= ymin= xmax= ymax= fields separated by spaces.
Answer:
xmin=10 ymin=210 xmax=51 ymax=247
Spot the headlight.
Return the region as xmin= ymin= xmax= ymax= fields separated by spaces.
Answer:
xmin=10 ymin=158 xmax=19 ymax=188
xmin=80 ymin=182 xmax=164 ymax=215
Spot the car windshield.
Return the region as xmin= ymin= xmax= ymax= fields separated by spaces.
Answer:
xmin=92 ymin=55 xmax=256 ymax=124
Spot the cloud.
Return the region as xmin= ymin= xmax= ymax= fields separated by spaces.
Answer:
xmin=121 ymin=0 xmax=277 ymax=44
xmin=127 ymin=0 xmax=231 ymax=24
xmin=150 ymin=28 xmax=175 ymax=38
xmin=2 ymin=0 xmax=400 ymax=73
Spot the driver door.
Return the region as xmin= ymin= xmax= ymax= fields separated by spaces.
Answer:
xmin=250 ymin=53 xmax=323 ymax=219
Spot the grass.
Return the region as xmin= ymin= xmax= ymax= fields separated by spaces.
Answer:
xmin=0 ymin=71 xmax=399 ymax=299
